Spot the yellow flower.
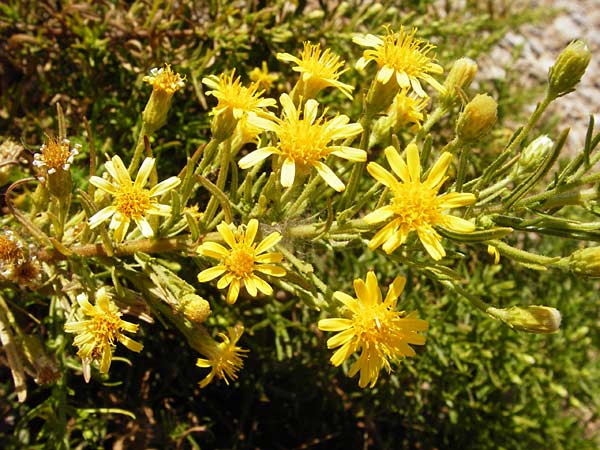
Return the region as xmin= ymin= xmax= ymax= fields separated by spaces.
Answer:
xmin=249 ymin=61 xmax=278 ymax=92
xmin=318 ymin=271 xmax=428 ymax=388
xmin=64 ymin=288 xmax=143 ymax=379
xmin=197 ymin=219 xmax=286 ymax=304
xmin=277 ymin=41 xmax=354 ymax=100
xmin=143 ymin=63 xmax=185 ymax=94
xmin=196 ymin=324 xmax=248 ymax=388
xmin=202 ymin=69 xmax=276 ymax=139
xmin=238 ymin=93 xmax=365 ymax=191
xmin=88 ymin=155 xmax=181 ymax=242
xmin=354 ymin=26 xmax=444 ymax=97
xmin=389 ymin=88 xmax=429 ymax=130
xmin=364 ymin=144 xmax=476 ymax=260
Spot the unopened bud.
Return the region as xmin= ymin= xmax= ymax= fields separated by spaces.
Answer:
xmin=487 ymin=305 xmax=561 ymax=334
xmin=182 ymin=293 xmax=211 ymax=324
xmin=515 ymin=135 xmax=553 ymax=174
xmin=565 ymin=247 xmax=600 ymax=277
xmin=364 ymin=78 xmax=400 ymax=117
xmin=548 ymin=40 xmax=591 ymax=98
xmin=456 ymin=93 xmax=497 ymax=142
xmin=441 ymin=57 xmax=478 ymax=105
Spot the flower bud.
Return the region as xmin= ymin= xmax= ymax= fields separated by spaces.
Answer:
xmin=565 ymin=247 xmax=600 ymax=277
xmin=364 ymin=77 xmax=400 ymax=117
xmin=514 ymin=135 xmax=553 ymax=175
xmin=487 ymin=305 xmax=561 ymax=334
xmin=548 ymin=40 xmax=591 ymax=98
xmin=182 ymin=293 xmax=211 ymax=324
xmin=441 ymin=57 xmax=478 ymax=105
xmin=455 ymin=93 xmax=497 ymax=142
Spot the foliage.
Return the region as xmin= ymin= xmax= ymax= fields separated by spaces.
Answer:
xmin=1 ymin=1 xmax=598 ymax=449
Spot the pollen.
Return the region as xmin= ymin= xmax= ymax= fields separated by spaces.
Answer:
xmin=390 ymin=182 xmax=442 ymax=229
xmin=115 ymin=186 xmax=152 ymax=220
xmin=225 ymin=247 xmax=256 ymax=277
xmin=279 ymin=118 xmax=330 ymax=165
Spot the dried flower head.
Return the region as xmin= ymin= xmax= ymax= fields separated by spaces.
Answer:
xmin=239 ymin=94 xmax=365 ymax=191
xmin=64 ymin=288 xmax=143 ymax=380
xmin=32 ymin=136 xmax=80 ymax=179
xmin=277 ymin=41 xmax=354 ymax=100
xmin=354 ymin=26 xmax=444 ymax=97
xmin=196 ymin=324 xmax=248 ymax=388
xmin=0 ymin=231 xmax=24 ymax=265
xmin=318 ymin=271 xmax=428 ymax=388
xmin=197 ymin=219 xmax=286 ymax=304
xmin=88 ymin=155 xmax=181 ymax=242
xmin=142 ymin=64 xmax=185 ymax=131
xmin=365 ymin=144 xmax=476 ymax=260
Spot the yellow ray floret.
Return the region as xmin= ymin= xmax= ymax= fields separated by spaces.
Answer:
xmin=318 ymin=271 xmax=428 ymax=388
xmin=197 ymin=219 xmax=286 ymax=304
xmin=364 ymin=144 xmax=476 ymax=260
xmin=238 ymin=93 xmax=365 ymax=192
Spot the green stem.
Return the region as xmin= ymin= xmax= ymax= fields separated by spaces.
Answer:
xmin=128 ymin=122 xmax=148 ymax=175
xmin=338 ymin=115 xmax=373 ymax=210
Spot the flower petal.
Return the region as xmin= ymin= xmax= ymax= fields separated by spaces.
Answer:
xmin=405 ymin=143 xmax=421 ymax=182
xmin=197 ymin=266 xmax=227 ymax=282
xmin=314 ymin=161 xmax=345 ymax=192
xmin=281 ymin=157 xmax=296 ymax=187
xmin=384 ymin=146 xmax=410 ymax=183
xmin=134 ymin=157 xmax=155 ymax=189
xmin=244 ymin=219 xmax=259 ymax=245
xmin=238 ymin=147 xmax=278 ymax=169
xmin=255 ymin=233 xmax=282 ymax=254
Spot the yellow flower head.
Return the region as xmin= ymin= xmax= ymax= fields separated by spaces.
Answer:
xmin=318 ymin=271 xmax=428 ymax=388
xmin=64 ymin=288 xmax=143 ymax=379
xmin=143 ymin=63 xmax=185 ymax=95
xmin=354 ymin=26 xmax=444 ymax=97
xmin=88 ymin=155 xmax=181 ymax=242
xmin=202 ymin=69 xmax=276 ymax=139
xmin=364 ymin=144 xmax=476 ymax=260
xmin=249 ymin=61 xmax=278 ymax=92
xmin=238 ymin=93 xmax=365 ymax=191
xmin=197 ymin=219 xmax=286 ymax=304
xmin=389 ymin=87 xmax=429 ymax=130
xmin=196 ymin=324 xmax=248 ymax=388
xmin=277 ymin=41 xmax=354 ymax=100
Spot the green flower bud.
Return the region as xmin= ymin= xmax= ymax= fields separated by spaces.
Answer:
xmin=364 ymin=77 xmax=400 ymax=117
xmin=441 ymin=57 xmax=478 ymax=105
xmin=182 ymin=293 xmax=211 ymax=324
xmin=487 ymin=305 xmax=561 ymax=334
xmin=565 ymin=247 xmax=600 ymax=277
xmin=455 ymin=93 xmax=497 ymax=142
xmin=548 ymin=40 xmax=591 ymax=98
xmin=513 ymin=135 xmax=553 ymax=175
